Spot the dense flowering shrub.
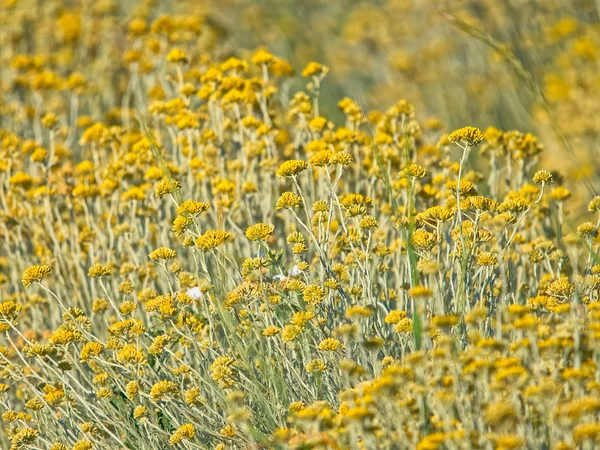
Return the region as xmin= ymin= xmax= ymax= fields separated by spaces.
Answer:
xmin=1 ymin=1 xmax=600 ymax=449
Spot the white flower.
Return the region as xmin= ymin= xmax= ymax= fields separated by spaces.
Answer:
xmin=289 ymin=265 xmax=304 ymax=276
xmin=186 ymin=286 xmax=203 ymax=300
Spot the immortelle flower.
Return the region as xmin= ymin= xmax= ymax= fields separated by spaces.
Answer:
xmin=87 ymin=264 xmax=112 ymax=278
xmin=245 ymin=223 xmax=275 ymax=241
xmin=408 ymin=285 xmax=433 ymax=298
xmin=22 ymin=265 xmax=52 ymax=288
xmin=133 ymin=405 xmax=148 ymax=420
xmin=532 ymin=169 xmax=553 ymax=185
xmin=72 ymin=439 xmax=93 ymax=450
xmin=262 ymin=325 xmax=282 ymax=337
xmin=210 ymin=356 xmax=237 ymax=388
xmin=155 ymin=178 xmax=181 ymax=199
xmin=150 ymin=380 xmax=179 ymax=402
xmin=166 ymin=48 xmax=189 ymax=64
xmin=276 ymin=192 xmax=302 ymax=210
xmin=318 ymin=338 xmax=343 ymax=352
xmin=551 ymin=186 xmax=571 ymax=201
xmin=195 ymin=230 xmax=232 ymax=250
xmin=172 ymin=215 xmax=193 ymax=236
xmin=79 ymin=342 xmax=103 ymax=363
xmin=170 ymin=423 xmax=195 ymax=445
xmin=400 ymin=163 xmax=427 ymax=179
xmin=149 ymin=246 xmax=177 ymax=261
xmin=306 ymin=359 xmax=327 ymax=373
xmin=276 ymin=160 xmax=308 ymax=177
xmin=302 ymin=61 xmax=329 ymax=78
xmin=358 ymin=215 xmax=379 ymax=230
xmin=10 ymin=428 xmax=39 ymax=448
xmin=447 ymin=126 xmax=484 ymax=146
xmin=303 ymin=285 xmax=328 ymax=306
xmin=116 ymin=344 xmax=147 ymax=366
xmin=251 ymin=48 xmax=277 ymax=66
xmin=589 ymin=196 xmax=600 ymax=212
xmin=177 ymin=200 xmax=210 ymax=216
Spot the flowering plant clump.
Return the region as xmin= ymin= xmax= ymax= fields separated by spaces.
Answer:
xmin=1 ymin=2 xmax=600 ymax=450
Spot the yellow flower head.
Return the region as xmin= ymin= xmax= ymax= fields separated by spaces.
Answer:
xmin=245 ymin=223 xmax=275 ymax=241
xmin=532 ymin=169 xmax=553 ymax=184
xmin=88 ymin=264 xmax=112 ymax=278
xmin=276 ymin=160 xmax=308 ymax=177
xmin=400 ymin=164 xmax=427 ymax=179
xmin=149 ymin=246 xmax=177 ymax=261
xmin=166 ymin=48 xmax=189 ymax=64
xmin=318 ymin=338 xmax=343 ymax=352
xmin=22 ymin=265 xmax=52 ymax=288
xmin=447 ymin=126 xmax=484 ymax=146
xmin=195 ymin=230 xmax=232 ymax=250
xmin=170 ymin=423 xmax=195 ymax=445
xmin=155 ymin=178 xmax=181 ymax=199
xmin=276 ymin=192 xmax=302 ymax=210
xmin=302 ymin=62 xmax=329 ymax=78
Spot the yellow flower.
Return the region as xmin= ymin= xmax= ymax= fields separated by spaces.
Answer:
xmin=276 ymin=160 xmax=308 ymax=177
xmin=172 ymin=215 xmax=192 ymax=236
xmin=302 ymin=61 xmax=329 ymax=78
xmin=133 ymin=405 xmax=148 ymax=420
xmin=447 ymin=126 xmax=484 ymax=146
xmin=303 ymin=285 xmax=328 ymax=306
xmin=2 ymin=410 xmax=17 ymax=422
xmin=116 ymin=344 xmax=147 ymax=366
xmin=22 ymin=265 xmax=52 ymax=288
xmin=395 ymin=317 xmax=413 ymax=333
xmin=358 ymin=215 xmax=379 ymax=230
xmin=126 ymin=381 xmax=139 ymax=399
xmin=177 ymin=200 xmax=211 ymax=216
xmin=219 ymin=424 xmax=237 ymax=437
xmin=588 ymin=196 xmax=600 ymax=212
xmin=72 ymin=439 xmax=93 ymax=450
xmin=431 ymin=315 xmax=459 ymax=329
xmin=210 ymin=356 xmax=237 ymax=388
xmin=251 ymin=48 xmax=277 ymax=66
xmin=276 ymin=192 xmax=302 ymax=210
xmin=306 ymin=359 xmax=327 ymax=373
xmin=245 ymin=223 xmax=275 ymax=241
xmin=573 ymin=422 xmax=600 ymax=443
xmin=551 ymin=186 xmax=571 ymax=201
xmin=195 ymin=230 xmax=232 ymax=250
xmin=149 ymin=246 xmax=177 ymax=261
xmin=41 ymin=113 xmax=58 ymax=129
xmin=385 ymin=310 xmax=407 ymax=324
xmin=155 ymin=178 xmax=181 ymax=198
xmin=150 ymin=380 xmax=179 ymax=402
xmin=409 ymin=285 xmax=433 ymax=298
xmin=345 ymin=306 xmax=374 ymax=319
xmin=400 ymin=164 xmax=427 ymax=179
xmin=170 ymin=423 xmax=195 ymax=445
xmin=87 ymin=264 xmax=112 ymax=278
xmin=10 ymin=428 xmax=39 ymax=448
xmin=476 ymin=251 xmax=498 ymax=266
xmin=532 ymin=169 xmax=553 ymax=184
xmin=318 ymin=338 xmax=343 ymax=352
xmin=166 ymin=48 xmax=189 ymax=64
xmin=79 ymin=342 xmax=103 ymax=362
xmin=546 ymin=277 xmax=574 ymax=300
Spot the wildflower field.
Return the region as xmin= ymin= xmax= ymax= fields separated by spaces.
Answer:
xmin=2 ymin=1 xmax=600 ymax=449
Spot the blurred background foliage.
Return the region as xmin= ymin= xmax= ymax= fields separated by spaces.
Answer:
xmin=1 ymin=0 xmax=599 ymax=211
